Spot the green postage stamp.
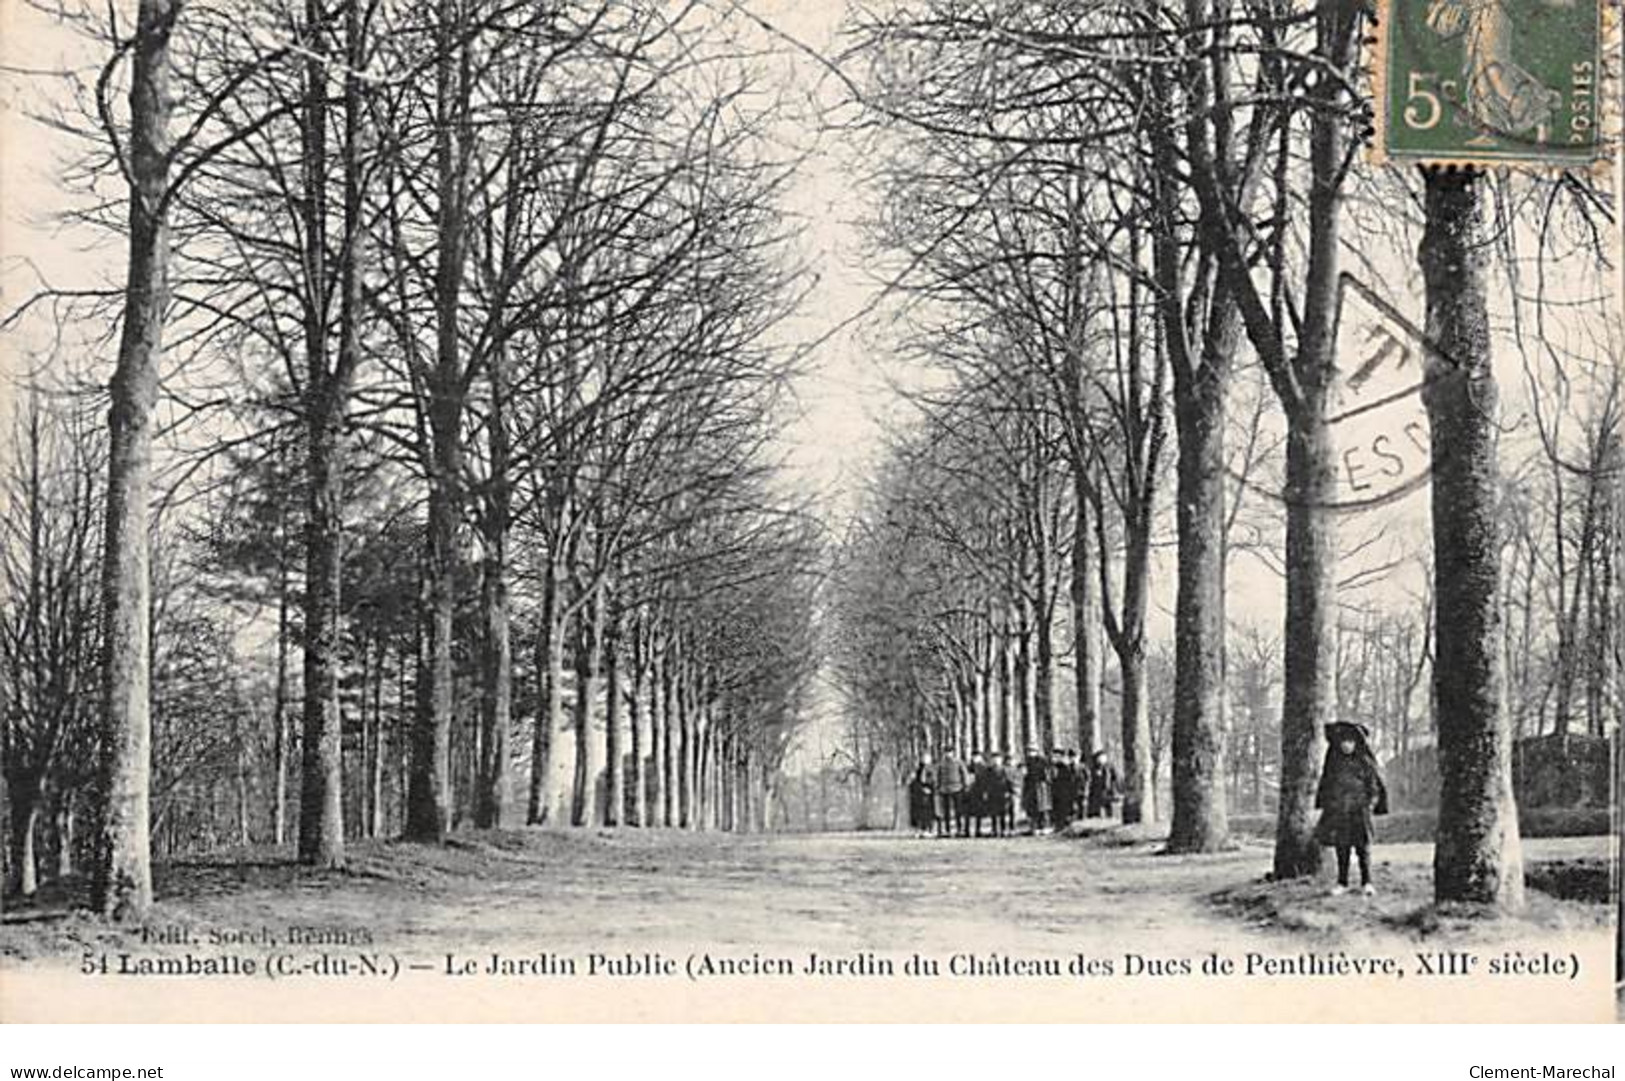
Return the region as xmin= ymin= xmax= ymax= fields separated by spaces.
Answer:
xmin=1374 ymin=0 xmax=1612 ymax=167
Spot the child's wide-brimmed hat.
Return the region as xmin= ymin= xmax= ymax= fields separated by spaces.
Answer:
xmin=1324 ymin=721 xmax=1371 ymax=742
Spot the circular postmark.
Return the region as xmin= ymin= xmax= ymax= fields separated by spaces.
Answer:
xmin=1323 ymin=274 xmax=1437 ymax=510
xmin=1227 ymin=273 xmax=1461 ymax=514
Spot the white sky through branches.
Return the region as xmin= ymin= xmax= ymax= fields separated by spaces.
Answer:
xmin=1 ymin=0 xmax=1619 ymax=775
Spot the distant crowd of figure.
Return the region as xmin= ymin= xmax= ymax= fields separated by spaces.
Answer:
xmin=905 ymin=748 xmax=1122 ymax=837
xmin=902 ymin=723 xmax=1390 ymax=899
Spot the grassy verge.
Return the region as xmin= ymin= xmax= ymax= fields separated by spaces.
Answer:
xmin=1229 ymin=807 xmax=1610 ymax=844
xmin=1208 ymin=858 xmax=1611 ymax=942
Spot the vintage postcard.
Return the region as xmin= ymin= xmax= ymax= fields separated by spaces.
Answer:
xmin=0 ymin=0 xmax=1619 ymax=1024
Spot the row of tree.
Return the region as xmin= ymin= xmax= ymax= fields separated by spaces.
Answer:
xmin=825 ymin=0 xmax=1620 ymax=907
xmin=2 ymin=0 xmax=821 ymax=917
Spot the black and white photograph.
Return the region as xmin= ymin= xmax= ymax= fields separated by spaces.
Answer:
xmin=0 ymin=0 xmax=1620 ymax=1026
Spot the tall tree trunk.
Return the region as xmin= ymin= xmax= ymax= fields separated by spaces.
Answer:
xmin=677 ymin=653 xmax=693 ymax=828
xmin=695 ymin=675 xmax=710 ymax=830
xmin=970 ymin=668 xmax=987 ymax=755
xmin=979 ymin=637 xmax=995 ymax=751
xmin=1112 ymin=499 xmax=1157 ymax=823
xmin=1272 ymin=412 xmax=1336 ymax=875
xmin=1071 ymin=476 xmax=1102 ymax=754
xmin=297 ymin=0 xmax=367 ymax=867
xmin=474 ymin=543 xmax=510 ymax=831
xmin=650 ymin=634 xmax=665 ymax=826
xmin=358 ymin=640 xmax=371 ymax=839
xmin=604 ymin=592 xmax=623 ymax=828
xmin=370 ymin=640 xmax=386 ymax=838
xmin=952 ymin=681 xmax=968 ymax=753
xmin=695 ymin=707 xmax=709 ymax=831
xmin=528 ymin=558 xmax=567 ymax=824
xmin=1552 ymin=481 xmax=1600 ymax=737
xmin=698 ymin=712 xmax=713 ymax=831
xmin=94 ymin=0 xmax=176 ymax=919
xmin=475 ymin=350 xmax=512 ymax=829
xmin=1583 ymin=532 xmax=1600 ymax=738
xmin=1168 ymin=380 xmax=1229 ymax=852
xmin=234 ymin=711 xmax=251 ymax=847
xmin=1118 ymin=643 xmax=1153 ymax=824
xmin=1 ymin=686 xmax=8 ymax=909
xmin=1616 ymin=723 xmax=1624 ymax=982
xmin=409 ymin=406 xmax=459 ymax=842
xmin=720 ymin=735 xmax=733 ymax=831
xmin=1033 ymin=519 xmax=1056 ymax=751
xmin=19 ymin=806 xmax=39 ymax=897
xmin=1245 ymin=670 xmax=1268 ymax=813
xmin=11 ymin=790 xmax=40 ymax=897
xmin=55 ymin=801 xmax=74 ymax=880
xmin=272 ymin=538 xmax=291 ymax=846
xmin=1016 ymin=607 xmax=1035 ymax=751
xmin=300 ymin=409 xmax=346 ymax=866
xmin=659 ymin=642 xmax=675 ymax=827
xmin=629 ymin=620 xmax=646 ymax=827
xmin=1422 ymin=169 xmax=1523 ymax=909
xmin=997 ymin=629 xmax=1014 ymax=753
xmin=570 ymin=584 xmax=605 ymax=827
xmin=408 ymin=485 xmax=455 ymax=842
xmin=407 ymin=0 xmax=468 ymax=845
xmin=1614 ymin=465 xmax=1624 ymax=741
xmin=409 ymin=622 xmax=426 ymax=835
xmin=1266 ymin=0 xmax=1358 ymax=876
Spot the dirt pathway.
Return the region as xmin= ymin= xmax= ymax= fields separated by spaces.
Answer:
xmin=2 ymin=827 xmax=1613 ymax=1021
xmin=10 ymin=826 xmax=1602 ymax=957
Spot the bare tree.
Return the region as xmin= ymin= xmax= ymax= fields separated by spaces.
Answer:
xmin=94 ymin=0 xmax=180 ymax=919
xmin=0 ymin=388 xmax=103 ymax=897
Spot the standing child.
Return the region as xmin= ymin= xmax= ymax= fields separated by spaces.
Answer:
xmin=1314 ymin=722 xmax=1389 ymax=895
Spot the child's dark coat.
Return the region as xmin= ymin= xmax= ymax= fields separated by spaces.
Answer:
xmin=1313 ymin=725 xmax=1389 ymax=847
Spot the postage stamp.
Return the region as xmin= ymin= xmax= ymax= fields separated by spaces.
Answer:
xmin=1372 ymin=0 xmax=1613 ymax=168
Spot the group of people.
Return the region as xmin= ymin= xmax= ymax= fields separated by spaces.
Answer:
xmin=903 ymin=723 xmax=1389 ymax=898
xmin=906 ymin=747 xmax=1123 ymax=838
